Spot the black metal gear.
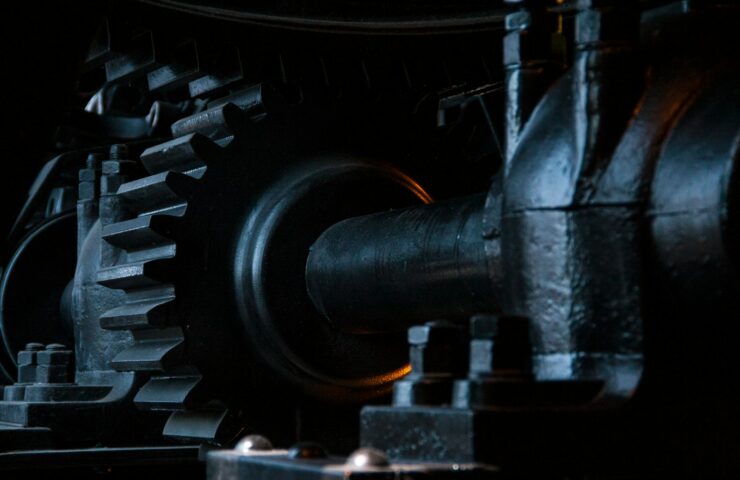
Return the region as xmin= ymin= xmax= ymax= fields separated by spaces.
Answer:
xmin=74 ymin=7 xmax=506 ymax=447
xmin=93 ymin=82 xmax=441 ymax=446
xmin=94 ymin=91 xmax=259 ymax=444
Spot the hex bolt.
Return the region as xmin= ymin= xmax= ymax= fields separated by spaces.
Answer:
xmin=408 ymin=320 xmax=468 ymax=378
xmin=101 ymin=144 xmax=135 ymax=196
xmin=99 ymin=143 xmax=136 ymax=237
xmin=109 ymin=143 xmax=129 ymax=161
xmin=452 ymin=315 xmax=535 ymax=409
xmin=79 ymin=153 xmax=102 ymax=202
xmin=35 ymin=343 xmax=73 ymax=384
xmin=86 ymin=152 xmax=102 ymax=170
xmin=16 ymin=342 xmax=45 ymax=384
xmin=468 ymin=314 xmax=533 ymax=379
xmin=392 ymin=320 xmax=468 ymax=407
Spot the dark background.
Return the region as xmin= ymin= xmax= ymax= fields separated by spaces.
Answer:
xmin=0 ymin=2 xmax=102 ymax=241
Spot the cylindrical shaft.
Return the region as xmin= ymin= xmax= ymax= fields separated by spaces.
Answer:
xmin=305 ymin=193 xmax=497 ymax=333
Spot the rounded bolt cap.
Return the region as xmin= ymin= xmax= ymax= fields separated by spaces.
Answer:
xmin=45 ymin=344 xmax=67 ymax=351
xmin=24 ymin=343 xmax=44 ymax=351
xmin=346 ymin=448 xmax=390 ymax=468
xmin=235 ymin=434 xmax=273 ymax=453
xmin=287 ymin=442 xmax=327 ymax=459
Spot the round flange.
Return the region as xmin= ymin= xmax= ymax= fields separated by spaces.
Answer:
xmin=233 ymin=157 xmax=431 ymax=401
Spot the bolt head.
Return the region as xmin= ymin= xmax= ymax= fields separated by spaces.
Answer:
xmin=17 ymin=350 xmax=38 ymax=366
xmin=37 ymin=347 xmax=72 ymax=366
xmin=408 ymin=320 xmax=460 ymax=345
xmin=408 ymin=321 xmax=467 ymax=376
xmin=235 ymin=434 xmax=273 ymax=453
xmin=468 ymin=316 xmax=533 ymax=378
xmin=346 ymin=448 xmax=389 ymax=468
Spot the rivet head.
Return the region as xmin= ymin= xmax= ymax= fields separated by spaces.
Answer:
xmin=235 ymin=435 xmax=273 ymax=453
xmin=346 ymin=448 xmax=390 ymax=468
xmin=287 ymin=442 xmax=327 ymax=459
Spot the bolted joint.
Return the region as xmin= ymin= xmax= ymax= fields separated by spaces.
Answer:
xmin=36 ymin=343 xmax=72 ymax=364
xmin=16 ymin=342 xmax=44 ymax=384
xmin=392 ymin=377 xmax=457 ymax=407
xmin=100 ymin=144 xmax=137 ymax=196
xmin=108 ymin=143 xmax=129 ymax=161
xmin=35 ymin=364 xmax=73 ymax=384
xmin=17 ymin=342 xmax=44 ymax=366
xmin=102 ymin=158 xmax=137 ymax=176
xmin=467 ymin=315 xmax=533 ymax=379
xmin=452 ymin=315 xmax=535 ymax=409
xmin=407 ymin=320 xmax=468 ymax=377
xmin=408 ymin=319 xmax=464 ymax=345
xmin=468 ymin=315 xmax=498 ymax=377
xmin=393 ymin=320 xmax=468 ymax=407
xmin=504 ymin=10 xmax=560 ymax=67
xmin=35 ymin=344 xmax=73 ymax=384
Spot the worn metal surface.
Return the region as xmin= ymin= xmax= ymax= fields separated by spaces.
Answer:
xmin=306 ymin=194 xmax=494 ymax=333
xmin=1 ymin=0 xmax=739 ymax=478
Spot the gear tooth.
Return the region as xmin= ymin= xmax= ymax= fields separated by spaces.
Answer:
xmin=134 ymin=375 xmax=203 ymax=410
xmin=187 ymin=45 xmax=243 ymax=98
xmin=105 ymin=29 xmax=160 ymax=83
xmin=140 ymin=133 xmax=218 ymax=174
xmin=163 ymin=407 xmax=237 ymax=445
xmin=95 ymin=86 xmax=263 ymax=442
xmin=206 ymin=83 xmax=286 ymax=119
xmin=85 ymin=18 xmax=118 ymax=70
xmin=170 ymin=102 xmax=245 ymax=140
xmin=102 ymin=215 xmax=179 ymax=250
xmin=100 ymin=291 xmax=175 ymax=330
xmin=117 ymin=171 xmax=198 ymax=213
xmin=147 ymin=40 xmax=204 ymax=93
xmin=97 ymin=257 xmax=173 ymax=289
xmin=110 ymin=328 xmax=184 ymax=372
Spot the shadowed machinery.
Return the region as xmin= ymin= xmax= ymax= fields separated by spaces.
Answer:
xmin=0 ymin=1 xmax=739 ymax=478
